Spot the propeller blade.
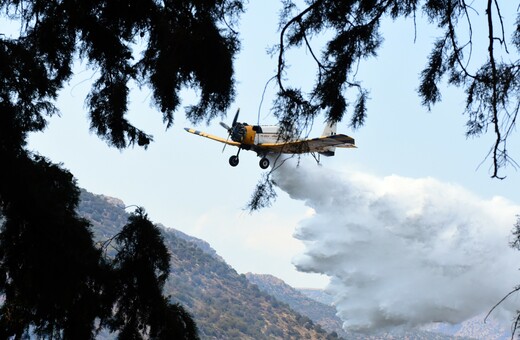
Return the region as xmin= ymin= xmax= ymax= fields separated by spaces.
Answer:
xmin=220 ymin=121 xmax=231 ymax=131
xmin=232 ymin=108 xmax=240 ymax=127
xmin=221 ymin=108 xmax=240 ymax=153
xmin=222 ymin=133 xmax=231 ymax=153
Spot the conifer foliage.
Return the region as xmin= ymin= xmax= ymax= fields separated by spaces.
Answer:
xmin=275 ymin=0 xmax=519 ymax=179
xmin=109 ymin=208 xmax=199 ymax=339
xmin=0 ymin=0 xmax=242 ymax=338
xmin=0 ymin=155 xmax=107 ymax=338
xmin=249 ymin=0 xmax=519 ymax=210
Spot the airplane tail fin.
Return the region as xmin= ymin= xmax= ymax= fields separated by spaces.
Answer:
xmin=319 ymin=122 xmax=337 ymax=157
xmin=321 ymin=122 xmax=337 ymax=137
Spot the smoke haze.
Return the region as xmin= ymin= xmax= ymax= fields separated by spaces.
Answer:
xmin=272 ymin=160 xmax=520 ymax=332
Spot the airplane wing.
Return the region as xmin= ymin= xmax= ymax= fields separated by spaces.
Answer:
xmin=252 ymin=134 xmax=355 ymax=154
xmin=184 ymin=128 xmax=241 ymax=147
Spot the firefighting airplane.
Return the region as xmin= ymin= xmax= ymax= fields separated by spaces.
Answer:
xmin=184 ymin=109 xmax=356 ymax=169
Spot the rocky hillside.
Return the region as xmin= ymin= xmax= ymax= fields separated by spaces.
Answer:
xmin=78 ymin=190 xmax=337 ymax=339
xmin=246 ymin=273 xmax=346 ymax=338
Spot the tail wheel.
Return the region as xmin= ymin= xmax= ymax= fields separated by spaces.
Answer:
xmin=259 ymin=157 xmax=270 ymax=169
xmin=229 ymin=155 xmax=239 ymax=167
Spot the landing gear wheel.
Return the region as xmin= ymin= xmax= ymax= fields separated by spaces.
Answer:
xmin=229 ymin=155 xmax=239 ymax=167
xmin=259 ymin=157 xmax=270 ymax=169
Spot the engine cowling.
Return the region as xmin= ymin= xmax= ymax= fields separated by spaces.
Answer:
xmin=231 ymin=123 xmax=246 ymax=142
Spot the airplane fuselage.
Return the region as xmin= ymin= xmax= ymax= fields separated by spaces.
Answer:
xmin=234 ymin=124 xmax=295 ymax=146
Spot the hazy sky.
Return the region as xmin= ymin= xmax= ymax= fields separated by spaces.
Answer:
xmin=27 ymin=0 xmax=520 ymax=298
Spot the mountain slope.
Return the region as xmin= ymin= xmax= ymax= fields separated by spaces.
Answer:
xmin=78 ymin=190 xmax=337 ymax=339
xmin=246 ymin=273 xmax=346 ymax=338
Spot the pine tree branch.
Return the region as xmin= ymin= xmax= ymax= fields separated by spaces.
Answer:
xmin=277 ymin=0 xmax=323 ymax=93
xmin=487 ymin=0 xmax=504 ymax=179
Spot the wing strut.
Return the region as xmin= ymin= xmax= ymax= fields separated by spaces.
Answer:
xmin=310 ymin=152 xmax=321 ymax=165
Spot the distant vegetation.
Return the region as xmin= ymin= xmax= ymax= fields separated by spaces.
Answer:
xmin=78 ymin=190 xmax=338 ymax=339
xmin=246 ymin=273 xmax=346 ymax=338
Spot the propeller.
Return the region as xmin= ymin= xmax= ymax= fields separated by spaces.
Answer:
xmin=219 ymin=121 xmax=231 ymax=131
xmin=220 ymin=108 xmax=240 ymax=153
xmin=220 ymin=108 xmax=240 ymax=133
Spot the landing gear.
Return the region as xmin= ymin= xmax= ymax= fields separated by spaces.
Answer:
xmin=228 ymin=148 xmax=269 ymax=169
xmin=229 ymin=155 xmax=239 ymax=167
xmin=259 ymin=157 xmax=270 ymax=169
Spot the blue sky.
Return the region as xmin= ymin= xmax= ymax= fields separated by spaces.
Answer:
xmin=27 ymin=1 xmax=520 ymax=290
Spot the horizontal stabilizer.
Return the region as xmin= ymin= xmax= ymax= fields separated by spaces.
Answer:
xmin=319 ymin=150 xmax=335 ymax=157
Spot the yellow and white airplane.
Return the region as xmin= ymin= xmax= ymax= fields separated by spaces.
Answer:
xmin=184 ymin=109 xmax=356 ymax=169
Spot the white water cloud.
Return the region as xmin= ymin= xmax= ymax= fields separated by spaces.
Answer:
xmin=272 ymin=160 xmax=520 ymax=332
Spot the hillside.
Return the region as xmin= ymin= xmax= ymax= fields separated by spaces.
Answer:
xmin=299 ymin=288 xmax=335 ymax=306
xmin=246 ymin=273 xmax=346 ymax=338
xmin=78 ymin=190 xmax=337 ymax=339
